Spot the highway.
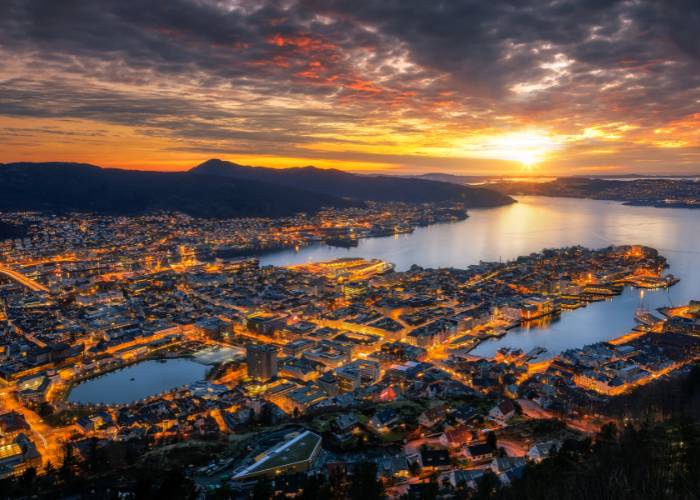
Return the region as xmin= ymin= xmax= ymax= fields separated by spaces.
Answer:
xmin=0 ymin=265 xmax=49 ymax=292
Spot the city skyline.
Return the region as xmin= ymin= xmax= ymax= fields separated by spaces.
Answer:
xmin=1 ymin=0 xmax=700 ymax=175
xmin=3 ymin=3 xmax=700 ymax=496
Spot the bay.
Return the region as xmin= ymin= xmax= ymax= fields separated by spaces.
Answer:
xmin=261 ymin=196 xmax=700 ymax=359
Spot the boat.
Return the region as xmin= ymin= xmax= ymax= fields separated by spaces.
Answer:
xmin=560 ymin=299 xmax=583 ymax=310
xmin=582 ymin=284 xmax=624 ymax=295
xmin=635 ymin=289 xmax=664 ymax=326
xmin=393 ymin=225 xmax=415 ymax=235
xmin=635 ymin=309 xmax=663 ymax=326
xmin=324 ymin=236 xmax=359 ymax=248
xmin=632 ymin=274 xmax=680 ymax=289
xmin=525 ymin=346 xmax=547 ymax=361
xmin=481 ymin=327 xmax=507 ymax=338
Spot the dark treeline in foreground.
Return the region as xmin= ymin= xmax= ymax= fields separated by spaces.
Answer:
xmin=0 ymin=439 xmax=197 ymax=499
xmin=603 ymin=364 xmax=700 ymax=421
xmin=3 ymin=419 xmax=700 ymax=500
xmin=241 ymin=420 xmax=700 ymax=500
xmin=5 ymin=369 xmax=700 ymax=499
xmin=479 ymin=367 xmax=700 ymax=500
xmin=481 ymin=419 xmax=700 ymax=500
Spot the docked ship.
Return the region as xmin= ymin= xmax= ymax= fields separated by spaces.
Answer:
xmin=634 ymin=289 xmax=665 ymax=326
xmin=324 ymin=235 xmax=359 ymax=248
xmin=632 ymin=274 xmax=680 ymax=289
xmin=635 ymin=308 xmax=663 ymax=326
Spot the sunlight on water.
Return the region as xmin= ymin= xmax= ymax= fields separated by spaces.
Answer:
xmin=262 ymin=196 xmax=700 ymax=358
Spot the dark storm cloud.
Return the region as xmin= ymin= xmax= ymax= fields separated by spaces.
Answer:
xmin=308 ymin=0 xmax=700 ymax=118
xmin=1 ymin=0 xmax=695 ymax=107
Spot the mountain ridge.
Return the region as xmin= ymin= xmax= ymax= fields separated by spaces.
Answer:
xmin=189 ymin=159 xmax=514 ymax=207
xmin=0 ymin=160 xmax=515 ymax=217
xmin=0 ymin=162 xmax=358 ymax=218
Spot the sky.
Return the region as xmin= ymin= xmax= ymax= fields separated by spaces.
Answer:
xmin=1 ymin=0 xmax=699 ymax=176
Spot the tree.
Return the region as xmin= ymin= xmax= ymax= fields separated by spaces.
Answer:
xmin=349 ymin=462 xmax=384 ymax=500
xmin=513 ymin=401 xmax=523 ymax=416
xmin=328 ymin=465 xmax=348 ymax=499
xmin=421 ymin=473 xmax=439 ymax=500
xmin=208 ymin=481 xmax=233 ymax=500
xmin=296 ymin=474 xmax=330 ymax=500
xmin=473 ymin=471 xmax=500 ymax=500
xmin=59 ymin=442 xmax=77 ymax=484
xmin=87 ymin=436 xmax=99 ymax=473
xmin=156 ymin=469 xmax=197 ymax=499
xmin=19 ymin=466 xmax=37 ymax=494
xmin=252 ymin=477 xmax=273 ymax=500
xmin=486 ymin=431 xmax=497 ymax=449
xmin=39 ymin=460 xmax=57 ymax=491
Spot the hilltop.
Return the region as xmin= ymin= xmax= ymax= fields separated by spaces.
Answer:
xmin=0 ymin=160 xmax=513 ymax=218
xmin=189 ymin=159 xmax=514 ymax=207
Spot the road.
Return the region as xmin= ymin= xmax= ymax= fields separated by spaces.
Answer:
xmin=0 ymin=385 xmax=70 ymax=467
xmin=0 ymin=265 xmax=49 ymax=292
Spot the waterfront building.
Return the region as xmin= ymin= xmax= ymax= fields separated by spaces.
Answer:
xmin=521 ymin=297 xmax=555 ymax=321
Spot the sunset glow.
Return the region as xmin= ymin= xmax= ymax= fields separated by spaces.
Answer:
xmin=1 ymin=1 xmax=699 ymax=175
xmin=464 ymin=131 xmax=563 ymax=169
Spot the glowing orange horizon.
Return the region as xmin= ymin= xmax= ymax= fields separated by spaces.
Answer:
xmin=2 ymin=3 xmax=699 ymax=177
xmin=2 ymin=113 xmax=698 ymax=176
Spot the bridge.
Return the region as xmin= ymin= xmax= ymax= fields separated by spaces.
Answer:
xmin=0 ymin=265 xmax=49 ymax=292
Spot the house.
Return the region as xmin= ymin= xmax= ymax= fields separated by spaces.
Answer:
xmin=223 ymin=408 xmax=253 ymax=431
xmin=449 ymin=469 xmax=485 ymax=490
xmin=439 ymin=426 xmax=476 ymax=449
xmin=418 ymin=405 xmax=446 ymax=429
xmin=0 ymin=412 xmax=30 ymax=440
xmin=419 ymin=448 xmax=452 ymax=471
xmin=332 ymin=413 xmax=359 ymax=443
xmin=488 ymin=399 xmax=516 ymax=423
xmin=491 ymin=456 xmax=527 ymax=474
xmin=451 ymin=406 xmax=478 ymax=424
xmin=528 ymin=440 xmax=561 ymax=462
xmin=497 ymin=465 xmax=526 ymax=486
xmin=465 ymin=443 xmax=495 ymax=463
xmin=374 ymin=454 xmax=410 ymax=478
xmin=368 ymin=408 xmax=399 ymax=433
xmin=317 ymin=372 xmax=338 ymax=397
xmin=76 ymin=417 xmax=94 ymax=433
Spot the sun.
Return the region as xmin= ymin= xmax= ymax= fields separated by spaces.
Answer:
xmin=512 ymin=150 xmax=539 ymax=170
xmin=483 ymin=130 xmax=560 ymax=168
xmin=453 ymin=129 xmax=562 ymax=170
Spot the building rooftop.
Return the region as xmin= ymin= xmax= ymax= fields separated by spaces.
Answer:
xmin=233 ymin=430 xmax=321 ymax=480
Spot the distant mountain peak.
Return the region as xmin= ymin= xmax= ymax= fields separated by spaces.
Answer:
xmin=0 ymin=161 xmax=359 ymax=218
xmin=194 ymin=158 xmax=247 ymax=170
xmin=192 ymin=159 xmax=333 ymax=175
xmin=187 ymin=158 xmax=514 ymax=207
xmin=0 ymin=160 xmax=514 ymax=215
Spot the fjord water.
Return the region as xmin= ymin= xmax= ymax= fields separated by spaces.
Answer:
xmin=261 ymin=196 xmax=700 ymax=359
